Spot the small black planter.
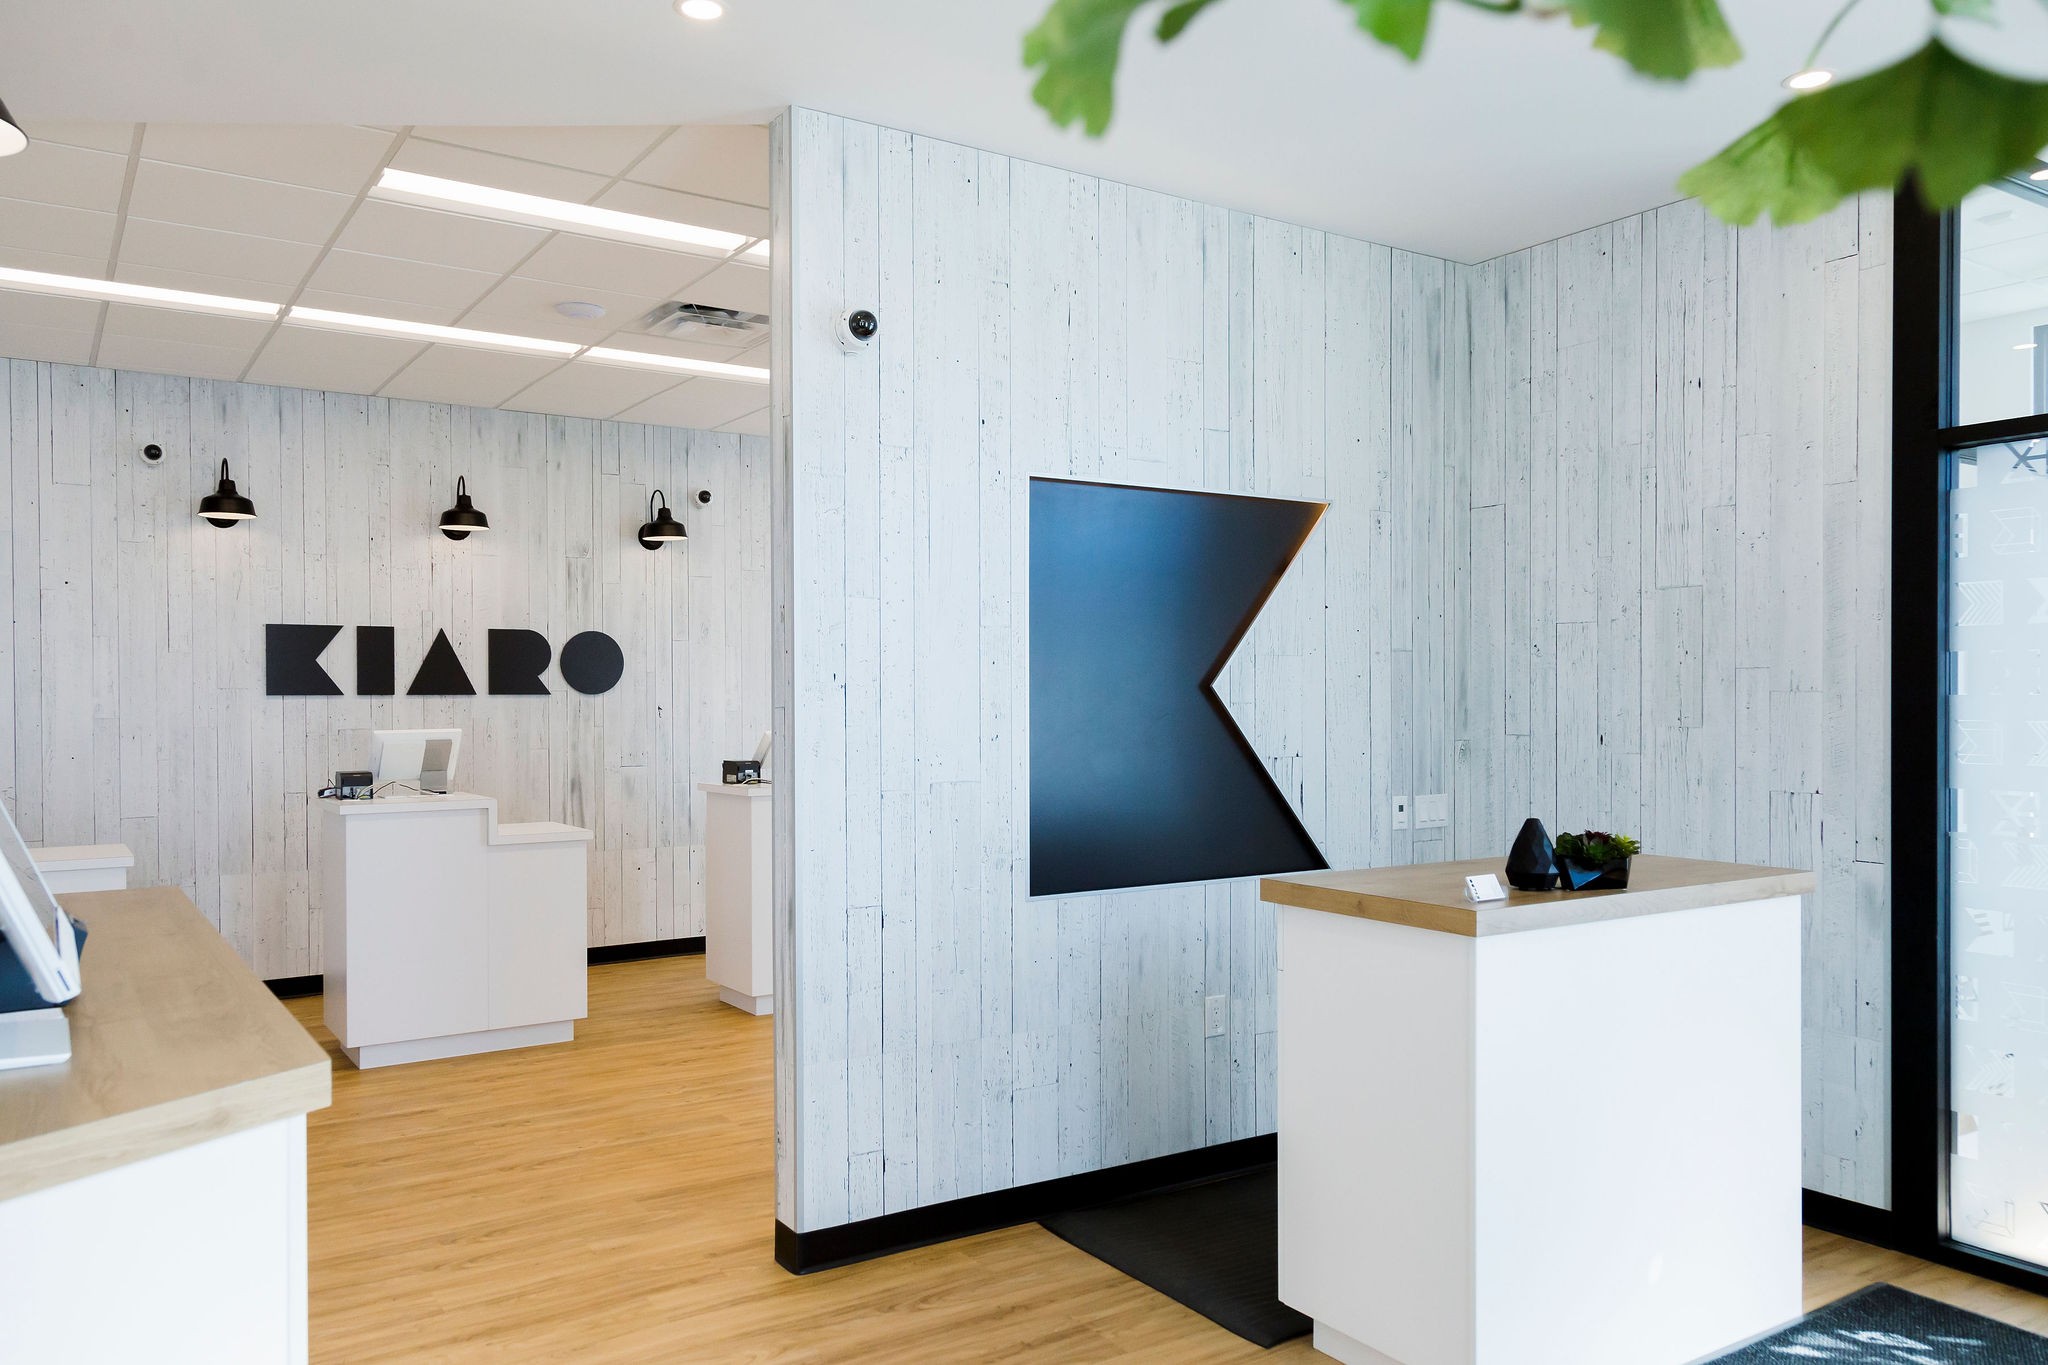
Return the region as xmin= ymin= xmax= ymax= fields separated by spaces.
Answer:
xmin=1557 ymin=855 xmax=1631 ymax=891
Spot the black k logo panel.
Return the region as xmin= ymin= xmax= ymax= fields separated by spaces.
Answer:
xmin=1029 ymin=478 xmax=1328 ymax=897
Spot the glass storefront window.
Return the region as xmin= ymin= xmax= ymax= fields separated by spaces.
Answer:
xmin=1947 ymin=437 xmax=2048 ymax=1268
xmin=1959 ymin=185 xmax=2048 ymax=426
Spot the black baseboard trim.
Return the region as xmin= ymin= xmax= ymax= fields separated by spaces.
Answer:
xmin=263 ymin=937 xmax=706 ymax=999
xmin=586 ymin=936 xmax=704 ymax=965
xmin=1803 ymin=1189 xmax=1898 ymax=1247
xmin=265 ymin=973 xmax=323 ymax=1000
xmin=774 ymin=1133 xmax=1278 ymax=1275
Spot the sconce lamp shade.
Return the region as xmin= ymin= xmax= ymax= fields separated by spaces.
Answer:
xmin=439 ymin=476 xmax=489 ymax=540
xmin=198 ymin=459 xmax=256 ymax=527
xmin=638 ymin=489 xmax=687 ymax=549
xmin=0 ymin=96 xmax=25 ymax=158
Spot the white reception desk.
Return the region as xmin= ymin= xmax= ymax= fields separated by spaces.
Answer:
xmin=0 ymin=888 xmax=330 ymax=1365
xmin=1261 ymin=855 xmax=1814 ymax=1365
xmin=698 ymin=781 xmax=772 ymax=1015
xmin=321 ymin=792 xmax=592 ymax=1068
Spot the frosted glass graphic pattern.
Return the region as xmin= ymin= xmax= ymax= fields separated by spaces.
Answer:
xmin=1949 ymin=440 xmax=2048 ymax=1270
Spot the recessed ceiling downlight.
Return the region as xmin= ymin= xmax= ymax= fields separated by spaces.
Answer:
xmin=556 ymin=301 xmax=608 ymax=320
xmin=676 ymin=0 xmax=724 ymax=19
xmin=1782 ymin=68 xmax=1834 ymax=92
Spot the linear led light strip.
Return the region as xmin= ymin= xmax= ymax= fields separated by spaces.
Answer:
xmin=373 ymin=168 xmax=770 ymax=262
xmin=0 ymin=268 xmax=771 ymax=383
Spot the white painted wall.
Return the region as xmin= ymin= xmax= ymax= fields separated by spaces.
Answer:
xmin=0 ymin=359 xmax=770 ymax=976
xmin=1459 ymin=199 xmax=1894 ymax=1208
xmin=773 ymin=108 xmax=1462 ymax=1233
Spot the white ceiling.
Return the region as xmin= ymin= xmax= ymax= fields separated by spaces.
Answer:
xmin=0 ymin=122 xmax=773 ymax=432
xmin=6 ymin=0 xmax=2048 ymax=262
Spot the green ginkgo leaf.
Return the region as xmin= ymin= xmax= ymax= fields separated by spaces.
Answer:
xmin=1931 ymin=0 xmax=1994 ymax=17
xmin=1157 ymin=0 xmax=1222 ymax=40
xmin=1680 ymin=39 xmax=2048 ymax=225
xmin=1023 ymin=0 xmax=1151 ymax=135
xmin=1345 ymin=0 xmax=1434 ymax=59
xmin=1565 ymin=0 xmax=1743 ymax=81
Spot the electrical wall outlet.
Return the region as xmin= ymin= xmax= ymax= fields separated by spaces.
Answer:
xmin=1205 ymin=994 xmax=1227 ymax=1038
xmin=1392 ymin=798 xmax=1411 ymax=831
xmin=1417 ymin=793 xmax=1451 ymax=829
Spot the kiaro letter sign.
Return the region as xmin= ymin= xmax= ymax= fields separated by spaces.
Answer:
xmin=264 ymin=625 xmax=626 ymax=697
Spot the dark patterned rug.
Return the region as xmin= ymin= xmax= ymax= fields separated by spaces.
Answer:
xmin=1709 ymin=1284 xmax=2048 ymax=1363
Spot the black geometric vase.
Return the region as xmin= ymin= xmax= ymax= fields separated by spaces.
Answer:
xmin=1505 ymin=817 xmax=1558 ymax=892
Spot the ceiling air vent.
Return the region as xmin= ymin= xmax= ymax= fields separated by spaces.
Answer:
xmin=642 ymin=302 xmax=769 ymax=344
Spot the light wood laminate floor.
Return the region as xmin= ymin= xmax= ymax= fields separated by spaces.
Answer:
xmin=289 ymin=955 xmax=2048 ymax=1362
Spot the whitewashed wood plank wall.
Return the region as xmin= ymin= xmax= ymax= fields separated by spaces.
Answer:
xmin=777 ymin=107 xmax=1894 ymax=1232
xmin=0 ymin=359 xmax=771 ymax=977
xmin=1459 ymin=198 xmax=1893 ymax=1208
xmin=774 ymin=109 xmax=1464 ymax=1233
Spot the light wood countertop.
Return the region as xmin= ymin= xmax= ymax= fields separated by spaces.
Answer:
xmin=1262 ymin=855 xmax=1815 ymax=937
xmin=0 ymin=886 xmax=330 ymax=1203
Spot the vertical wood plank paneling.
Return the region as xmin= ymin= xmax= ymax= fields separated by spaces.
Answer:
xmin=1462 ymin=195 xmax=1893 ymax=1208
xmin=0 ymin=359 xmax=768 ymax=977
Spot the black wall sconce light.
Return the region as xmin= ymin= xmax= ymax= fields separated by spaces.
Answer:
xmin=638 ymin=489 xmax=687 ymax=550
xmin=197 ymin=459 xmax=256 ymax=527
xmin=0 ymin=94 xmax=27 ymax=158
xmin=439 ymin=477 xmax=489 ymax=541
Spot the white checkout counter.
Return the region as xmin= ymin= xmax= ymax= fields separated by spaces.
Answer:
xmin=699 ymin=781 xmax=772 ymax=1014
xmin=320 ymin=792 xmax=592 ymax=1069
xmin=27 ymin=844 xmax=136 ymax=893
xmin=1260 ymin=855 xmax=1814 ymax=1365
xmin=0 ymin=887 xmax=331 ymax=1365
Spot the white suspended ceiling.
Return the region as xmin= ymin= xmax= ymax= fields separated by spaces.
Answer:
xmin=6 ymin=0 xmax=2048 ymax=262
xmin=0 ymin=123 xmax=772 ymax=432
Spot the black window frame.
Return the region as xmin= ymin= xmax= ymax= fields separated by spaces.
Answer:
xmin=1861 ymin=182 xmax=2048 ymax=1298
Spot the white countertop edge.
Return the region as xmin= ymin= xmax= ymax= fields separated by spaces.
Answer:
xmin=29 ymin=843 xmax=136 ymax=870
xmin=696 ymin=781 xmax=772 ymax=796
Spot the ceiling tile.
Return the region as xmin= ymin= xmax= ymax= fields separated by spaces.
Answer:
xmin=671 ymin=259 xmax=768 ymax=316
xmin=0 ymin=292 xmax=103 ymax=330
xmin=387 ymin=139 xmax=612 ymax=204
xmin=0 ymin=245 xmax=110 ymax=277
xmin=0 ymin=197 xmax=116 ymax=262
xmin=95 ymin=331 xmax=255 ymax=382
xmin=592 ymin=181 xmax=767 ymax=242
xmin=0 ymin=141 xmax=129 ymax=213
xmin=516 ymin=234 xmax=717 ymax=297
xmin=116 ymin=262 xmax=294 ymax=305
xmin=24 ymin=122 xmax=136 ymax=155
xmin=303 ymin=249 xmax=501 ymax=314
xmin=100 ymin=302 xmax=275 ymax=348
xmin=0 ymin=320 xmax=96 ymax=365
xmin=332 ymin=200 xmax=548 ymax=276
xmin=612 ymin=376 xmax=768 ymax=431
xmin=119 ymin=216 xmax=324 ymax=288
xmin=464 ymin=275 xmax=673 ymax=343
xmin=504 ymin=362 xmax=682 ymax=421
xmin=1962 ymin=279 xmax=2048 ymax=323
xmin=717 ymin=406 xmax=769 ymax=437
xmin=127 ymin=160 xmax=355 ymax=245
xmin=590 ymin=326 xmax=762 ymax=364
xmin=291 ymin=287 xmax=464 ymax=327
xmin=242 ymin=326 xmax=420 ymax=396
xmin=1971 ymin=234 xmax=2048 ymax=284
xmin=625 ymin=125 xmax=770 ymax=208
xmin=140 ymin=124 xmax=395 ymax=194
xmin=378 ymin=344 xmax=562 ymax=409
xmin=409 ymin=126 xmax=669 ymax=178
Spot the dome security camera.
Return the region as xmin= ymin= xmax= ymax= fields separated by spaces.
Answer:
xmin=141 ymin=443 xmax=164 ymax=464
xmin=839 ymin=308 xmax=879 ymax=354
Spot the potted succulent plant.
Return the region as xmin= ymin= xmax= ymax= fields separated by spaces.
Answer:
xmin=1552 ymin=830 xmax=1641 ymax=891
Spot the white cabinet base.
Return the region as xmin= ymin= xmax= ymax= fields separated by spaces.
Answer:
xmin=0 ymin=1116 xmax=308 ymax=1364
xmin=1315 ymin=1322 xmax=1403 ymax=1365
xmin=699 ymin=782 xmax=773 ymax=1016
xmin=716 ymin=986 xmax=773 ymax=1016
xmin=345 ymin=1019 xmax=574 ymax=1069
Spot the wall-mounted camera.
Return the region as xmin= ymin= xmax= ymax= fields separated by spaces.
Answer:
xmin=141 ymin=443 xmax=164 ymax=465
xmin=839 ymin=308 xmax=879 ymax=355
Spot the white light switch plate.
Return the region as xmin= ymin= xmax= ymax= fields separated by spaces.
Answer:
xmin=1417 ymin=793 xmax=1451 ymax=828
xmin=1204 ymin=995 xmax=1227 ymax=1038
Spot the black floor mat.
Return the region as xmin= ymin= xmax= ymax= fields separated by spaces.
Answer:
xmin=1040 ymin=1165 xmax=1309 ymax=1349
xmin=1709 ymin=1283 xmax=2048 ymax=1362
